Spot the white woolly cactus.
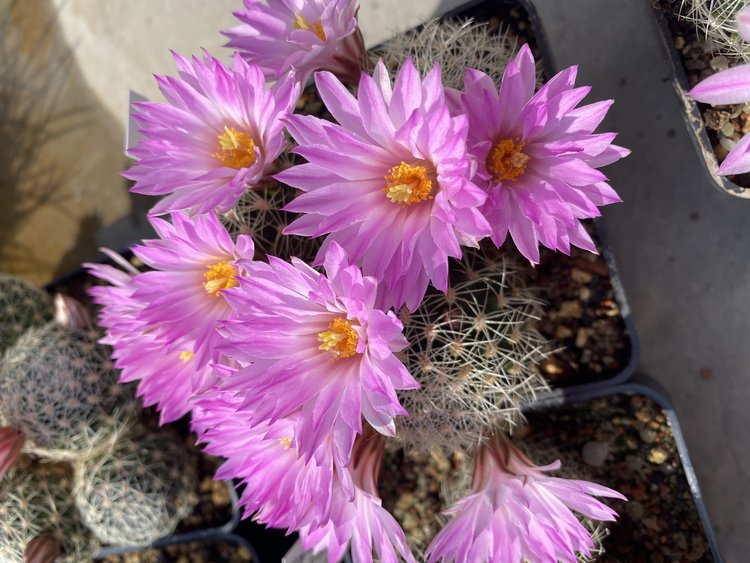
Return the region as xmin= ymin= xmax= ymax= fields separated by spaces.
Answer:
xmin=0 ymin=465 xmax=99 ymax=563
xmin=680 ymin=0 xmax=750 ymax=62
xmin=0 ymin=274 xmax=53 ymax=354
xmin=370 ymin=18 xmax=526 ymax=89
xmin=221 ymin=183 xmax=321 ymax=263
xmin=0 ymin=323 xmax=130 ymax=461
xmin=397 ymin=249 xmax=550 ymax=453
xmin=73 ymin=425 xmax=198 ymax=547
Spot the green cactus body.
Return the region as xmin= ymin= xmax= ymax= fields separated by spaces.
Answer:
xmin=0 ymin=275 xmax=53 ymax=355
xmin=681 ymin=0 xmax=750 ymax=62
xmin=0 ymin=323 xmax=132 ymax=461
xmin=0 ymin=465 xmax=99 ymax=563
xmin=73 ymin=425 xmax=198 ymax=547
xmin=397 ymin=249 xmax=550 ymax=453
xmin=370 ymin=18 xmax=539 ymax=90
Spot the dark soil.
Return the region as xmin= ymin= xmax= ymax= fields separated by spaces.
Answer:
xmin=522 ymin=393 xmax=714 ymax=562
xmin=524 ymin=222 xmax=631 ymax=387
xmin=655 ymin=0 xmax=750 ymax=188
xmin=381 ymin=394 xmax=715 ymax=561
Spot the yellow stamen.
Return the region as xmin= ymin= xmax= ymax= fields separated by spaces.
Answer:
xmin=293 ymin=13 xmax=326 ymax=42
xmin=203 ymin=260 xmax=238 ymax=296
xmin=486 ymin=138 xmax=530 ymax=182
xmin=213 ymin=126 xmax=257 ymax=169
xmin=179 ymin=351 xmax=194 ymax=362
xmin=318 ymin=318 xmax=359 ymax=359
xmin=384 ymin=162 xmax=433 ymax=205
xmin=280 ymin=437 xmax=293 ymax=450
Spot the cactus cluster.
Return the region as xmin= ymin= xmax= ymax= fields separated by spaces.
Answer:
xmin=0 ymin=464 xmax=99 ymax=563
xmin=0 ymin=278 xmax=202 ymax=559
xmin=397 ymin=248 xmax=551 ymax=454
xmin=679 ymin=0 xmax=750 ymax=62
xmin=0 ymin=275 xmax=54 ymax=354
xmin=370 ymin=18 xmax=534 ymax=89
xmin=0 ymin=323 xmax=128 ymax=461
xmin=74 ymin=425 xmax=198 ymax=547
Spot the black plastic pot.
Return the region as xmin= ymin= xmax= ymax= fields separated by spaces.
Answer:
xmin=651 ymin=0 xmax=750 ymax=198
xmin=526 ymin=373 xmax=723 ymax=562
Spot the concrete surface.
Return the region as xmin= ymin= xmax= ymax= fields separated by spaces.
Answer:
xmin=1 ymin=0 xmax=747 ymax=561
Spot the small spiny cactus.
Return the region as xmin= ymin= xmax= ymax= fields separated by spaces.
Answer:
xmin=397 ymin=249 xmax=550 ymax=453
xmin=221 ymin=183 xmax=322 ymax=263
xmin=0 ymin=323 xmax=131 ymax=461
xmin=0 ymin=275 xmax=53 ymax=355
xmin=73 ymin=425 xmax=198 ymax=547
xmin=679 ymin=0 xmax=750 ymax=62
xmin=370 ymin=18 xmax=535 ymax=89
xmin=0 ymin=464 xmax=99 ymax=563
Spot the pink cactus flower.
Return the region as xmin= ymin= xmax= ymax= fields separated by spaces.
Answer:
xmin=425 ymin=434 xmax=625 ymax=563
xmin=194 ymin=393 xmax=338 ymax=531
xmin=86 ymin=212 xmax=253 ymax=423
xmin=131 ymin=212 xmax=255 ymax=369
xmin=299 ymin=431 xmax=416 ymax=563
xmin=461 ymin=44 xmax=628 ymax=263
xmin=217 ymin=242 xmax=418 ymax=466
xmin=689 ymin=5 xmax=750 ymax=175
xmin=224 ymin=0 xmax=367 ymax=85
xmin=86 ymin=250 xmax=205 ymax=423
xmin=125 ymin=51 xmax=297 ymax=215
xmin=277 ymin=59 xmax=491 ymax=311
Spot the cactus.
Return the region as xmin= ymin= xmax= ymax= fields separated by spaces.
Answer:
xmin=370 ymin=18 xmax=538 ymax=90
xmin=0 ymin=464 xmax=99 ymax=563
xmin=0 ymin=323 xmax=132 ymax=461
xmin=397 ymin=249 xmax=550 ymax=453
xmin=221 ymin=182 xmax=321 ymax=263
xmin=679 ymin=0 xmax=750 ymax=62
xmin=73 ymin=425 xmax=198 ymax=547
xmin=0 ymin=275 xmax=53 ymax=355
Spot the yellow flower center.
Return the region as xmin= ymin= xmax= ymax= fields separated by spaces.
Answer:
xmin=179 ymin=351 xmax=194 ymax=362
xmin=318 ymin=318 xmax=359 ymax=359
xmin=279 ymin=437 xmax=293 ymax=450
xmin=385 ymin=162 xmax=433 ymax=206
xmin=203 ymin=260 xmax=238 ymax=296
xmin=486 ymin=138 xmax=530 ymax=182
xmin=213 ymin=126 xmax=257 ymax=169
xmin=293 ymin=13 xmax=326 ymax=42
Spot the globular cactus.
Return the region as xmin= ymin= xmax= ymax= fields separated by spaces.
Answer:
xmin=0 ymin=464 xmax=99 ymax=563
xmin=370 ymin=18 xmax=535 ymax=90
xmin=397 ymin=249 xmax=550 ymax=454
xmin=0 ymin=274 xmax=53 ymax=355
xmin=221 ymin=183 xmax=321 ymax=263
xmin=0 ymin=323 xmax=132 ymax=461
xmin=679 ymin=0 xmax=750 ymax=62
xmin=73 ymin=425 xmax=198 ymax=547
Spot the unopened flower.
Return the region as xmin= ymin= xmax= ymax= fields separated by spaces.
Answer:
xmin=0 ymin=427 xmax=24 ymax=480
xmin=125 ymin=51 xmax=297 ymax=215
xmin=218 ymin=242 xmax=417 ymax=465
xmin=278 ymin=59 xmax=491 ymax=311
xmin=689 ymin=5 xmax=750 ymax=175
xmin=425 ymin=433 xmax=625 ymax=563
xmin=461 ymin=44 xmax=627 ymax=263
xmin=224 ymin=0 xmax=367 ymax=85
xmin=299 ymin=431 xmax=416 ymax=563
